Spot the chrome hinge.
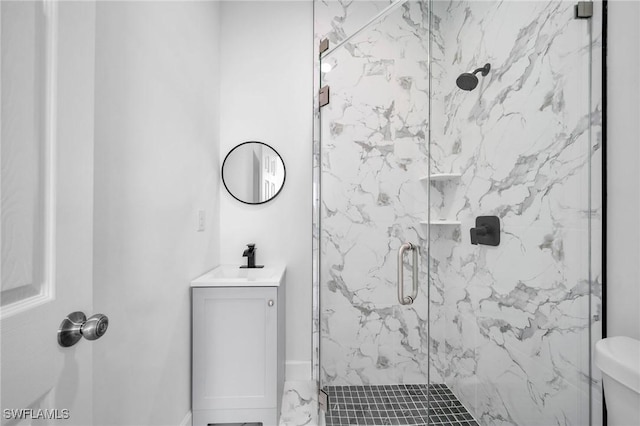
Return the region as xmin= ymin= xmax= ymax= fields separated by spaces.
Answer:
xmin=319 ymin=86 xmax=330 ymax=108
xmin=319 ymin=38 xmax=329 ymax=55
xmin=318 ymin=388 xmax=329 ymax=412
xmin=575 ymin=1 xmax=593 ymax=19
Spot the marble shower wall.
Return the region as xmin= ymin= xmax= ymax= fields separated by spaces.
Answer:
xmin=314 ymin=0 xmax=602 ymax=424
xmin=319 ymin=0 xmax=432 ymax=386
xmin=429 ymin=1 xmax=602 ymax=424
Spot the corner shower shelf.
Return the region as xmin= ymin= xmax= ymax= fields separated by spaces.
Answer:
xmin=420 ymin=173 xmax=462 ymax=182
xmin=420 ymin=220 xmax=461 ymax=226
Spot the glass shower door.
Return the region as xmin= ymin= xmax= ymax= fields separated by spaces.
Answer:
xmin=427 ymin=1 xmax=602 ymax=425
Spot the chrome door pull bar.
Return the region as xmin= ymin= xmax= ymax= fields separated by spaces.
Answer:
xmin=397 ymin=242 xmax=419 ymax=305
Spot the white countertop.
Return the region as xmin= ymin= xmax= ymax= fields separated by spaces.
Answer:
xmin=191 ymin=264 xmax=286 ymax=287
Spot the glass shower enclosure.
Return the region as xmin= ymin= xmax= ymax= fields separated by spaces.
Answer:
xmin=316 ymin=1 xmax=602 ymax=425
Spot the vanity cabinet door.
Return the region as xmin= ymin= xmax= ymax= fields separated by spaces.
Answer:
xmin=192 ymin=286 xmax=278 ymax=411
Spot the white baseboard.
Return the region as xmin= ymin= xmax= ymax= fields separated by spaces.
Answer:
xmin=179 ymin=410 xmax=192 ymax=426
xmin=285 ymin=360 xmax=312 ymax=381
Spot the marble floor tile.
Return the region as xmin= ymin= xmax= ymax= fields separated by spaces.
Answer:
xmin=280 ymin=380 xmax=319 ymax=426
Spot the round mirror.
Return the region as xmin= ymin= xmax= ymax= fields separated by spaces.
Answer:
xmin=222 ymin=141 xmax=286 ymax=204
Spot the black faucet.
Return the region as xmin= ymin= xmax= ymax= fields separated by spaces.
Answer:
xmin=240 ymin=243 xmax=264 ymax=269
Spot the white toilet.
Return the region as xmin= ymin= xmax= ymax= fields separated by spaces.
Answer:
xmin=595 ymin=336 xmax=640 ymax=426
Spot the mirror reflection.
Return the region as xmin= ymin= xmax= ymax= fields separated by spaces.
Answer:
xmin=222 ymin=141 xmax=286 ymax=204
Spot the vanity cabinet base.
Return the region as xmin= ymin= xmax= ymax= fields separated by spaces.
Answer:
xmin=191 ymin=278 xmax=285 ymax=426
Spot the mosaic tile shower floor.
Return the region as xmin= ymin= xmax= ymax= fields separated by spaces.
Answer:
xmin=323 ymin=384 xmax=479 ymax=426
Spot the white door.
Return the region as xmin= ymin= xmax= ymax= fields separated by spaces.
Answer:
xmin=1 ymin=2 xmax=97 ymax=424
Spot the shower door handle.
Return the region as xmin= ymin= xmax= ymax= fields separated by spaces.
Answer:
xmin=397 ymin=242 xmax=419 ymax=305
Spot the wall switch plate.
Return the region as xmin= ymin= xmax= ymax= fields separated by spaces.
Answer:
xmin=197 ymin=210 xmax=205 ymax=232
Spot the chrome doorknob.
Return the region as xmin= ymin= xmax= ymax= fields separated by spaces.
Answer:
xmin=82 ymin=314 xmax=109 ymax=340
xmin=58 ymin=312 xmax=109 ymax=347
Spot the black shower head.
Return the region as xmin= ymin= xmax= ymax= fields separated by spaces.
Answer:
xmin=456 ymin=63 xmax=491 ymax=91
xmin=456 ymin=73 xmax=479 ymax=91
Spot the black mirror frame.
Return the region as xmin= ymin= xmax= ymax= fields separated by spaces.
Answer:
xmin=221 ymin=141 xmax=287 ymax=205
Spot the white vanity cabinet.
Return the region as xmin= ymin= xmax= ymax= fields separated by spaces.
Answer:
xmin=191 ymin=266 xmax=286 ymax=426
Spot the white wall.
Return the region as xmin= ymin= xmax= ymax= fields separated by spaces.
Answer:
xmin=219 ymin=1 xmax=314 ymax=380
xmin=92 ymin=2 xmax=221 ymax=425
xmin=607 ymin=1 xmax=640 ymax=341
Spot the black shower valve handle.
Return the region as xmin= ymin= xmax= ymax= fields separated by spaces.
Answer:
xmin=473 ymin=225 xmax=488 ymax=236
xmin=470 ymin=216 xmax=500 ymax=246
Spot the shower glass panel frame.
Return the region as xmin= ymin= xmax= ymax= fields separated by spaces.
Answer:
xmin=314 ymin=0 xmax=603 ymax=425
